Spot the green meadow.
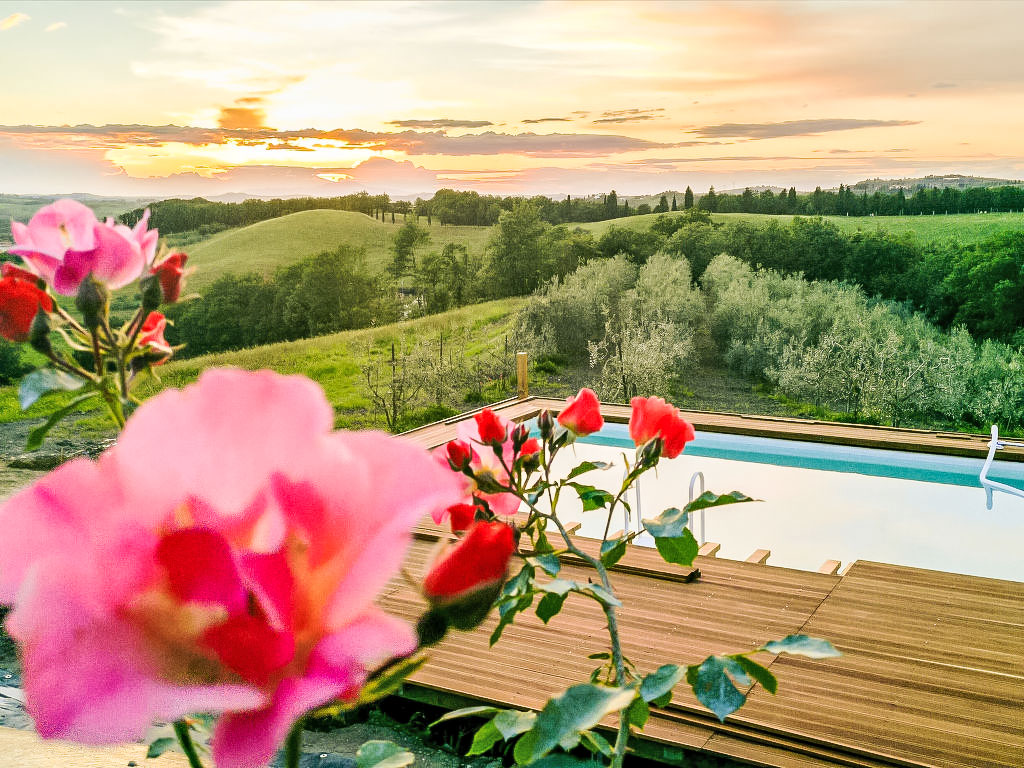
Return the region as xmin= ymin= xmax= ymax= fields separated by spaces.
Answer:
xmin=577 ymin=209 xmax=1024 ymax=243
xmin=187 ymin=209 xmax=493 ymax=289
xmin=0 ymin=298 xmax=526 ymax=436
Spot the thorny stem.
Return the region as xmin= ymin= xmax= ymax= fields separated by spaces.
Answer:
xmin=173 ymin=720 xmax=206 ymax=768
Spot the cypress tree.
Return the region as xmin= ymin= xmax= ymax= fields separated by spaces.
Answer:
xmin=671 ymin=195 xmax=678 ymax=211
xmin=684 ymin=186 xmax=694 ymax=209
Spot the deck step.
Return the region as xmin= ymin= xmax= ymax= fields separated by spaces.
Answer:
xmin=745 ymin=548 xmax=771 ymax=564
xmin=818 ymin=559 xmax=842 ymax=575
xmin=698 ymin=541 xmax=721 ymax=557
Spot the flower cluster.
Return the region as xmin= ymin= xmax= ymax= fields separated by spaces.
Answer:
xmin=0 ymin=370 xmax=465 ymax=768
xmin=3 ymin=198 xmax=191 ymax=439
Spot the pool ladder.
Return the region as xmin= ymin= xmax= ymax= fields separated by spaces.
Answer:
xmin=620 ymin=469 xmax=707 ymax=545
xmin=980 ymin=425 xmax=1024 ymax=509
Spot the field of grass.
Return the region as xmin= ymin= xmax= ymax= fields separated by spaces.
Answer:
xmin=577 ymin=210 xmax=1024 ymax=244
xmin=187 ymin=210 xmax=494 ymax=289
xmin=0 ymin=298 xmax=527 ymax=441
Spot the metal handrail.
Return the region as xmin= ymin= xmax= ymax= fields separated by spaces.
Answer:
xmin=980 ymin=425 xmax=1024 ymax=509
xmin=689 ymin=471 xmax=706 ymax=544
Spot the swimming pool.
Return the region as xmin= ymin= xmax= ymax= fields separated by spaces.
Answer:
xmin=537 ymin=423 xmax=1024 ymax=581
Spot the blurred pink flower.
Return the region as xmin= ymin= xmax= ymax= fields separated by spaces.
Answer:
xmin=9 ymin=200 xmax=157 ymax=295
xmin=0 ymin=369 xmax=462 ymax=768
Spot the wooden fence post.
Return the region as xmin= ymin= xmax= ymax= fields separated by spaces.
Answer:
xmin=516 ymin=352 xmax=529 ymax=400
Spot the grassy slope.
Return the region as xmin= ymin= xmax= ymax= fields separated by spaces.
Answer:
xmin=0 ymin=299 xmax=527 ymax=436
xmin=187 ymin=210 xmax=493 ymax=289
xmin=577 ymin=210 xmax=1024 ymax=244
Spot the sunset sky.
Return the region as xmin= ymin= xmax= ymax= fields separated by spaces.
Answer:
xmin=2 ymin=0 xmax=1024 ymax=198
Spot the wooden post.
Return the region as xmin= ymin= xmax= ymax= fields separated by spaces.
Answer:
xmin=516 ymin=351 xmax=529 ymax=399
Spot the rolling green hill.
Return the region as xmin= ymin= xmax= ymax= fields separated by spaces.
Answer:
xmin=577 ymin=210 xmax=1024 ymax=244
xmin=186 ymin=209 xmax=493 ymax=289
xmin=0 ymin=298 xmax=527 ymax=435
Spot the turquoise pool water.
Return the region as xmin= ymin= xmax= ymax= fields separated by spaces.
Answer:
xmin=579 ymin=423 xmax=1024 ymax=490
xmin=534 ymin=424 xmax=1024 ymax=581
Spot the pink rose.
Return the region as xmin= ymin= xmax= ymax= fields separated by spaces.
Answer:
xmin=628 ymin=396 xmax=696 ymax=459
xmin=557 ymin=388 xmax=603 ymax=436
xmin=0 ymin=369 xmax=463 ymax=768
xmin=10 ymin=200 xmax=157 ymax=295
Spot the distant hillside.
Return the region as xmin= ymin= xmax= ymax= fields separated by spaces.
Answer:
xmin=576 ymin=209 xmax=1024 ymax=243
xmin=186 ymin=208 xmax=493 ymax=289
xmin=845 ymin=175 xmax=1024 ymax=194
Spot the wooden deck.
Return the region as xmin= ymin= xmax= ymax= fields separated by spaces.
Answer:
xmin=393 ymin=399 xmax=1024 ymax=767
xmin=401 ymin=396 xmax=1024 ymax=462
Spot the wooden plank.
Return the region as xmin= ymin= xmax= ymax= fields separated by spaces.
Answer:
xmin=818 ymin=560 xmax=842 ymax=575
xmin=698 ymin=542 xmax=721 ymax=557
xmin=746 ymin=548 xmax=772 ymax=564
xmin=516 ymin=351 xmax=529 ymax=399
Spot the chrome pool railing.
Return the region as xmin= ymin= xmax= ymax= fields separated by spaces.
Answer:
xmin=980 ymin=425 xmax=1024 ymax=509
xmin=688 ymin=471 xmax=706 ymax=545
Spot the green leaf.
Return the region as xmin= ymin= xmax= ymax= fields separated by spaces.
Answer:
xmin=527 ymin=554 xmax=561 ymax=577
xmin=490 ymin=593 xmax=533 ymax=646
xmin=536 ymin=592 xmax=569 ymax=624
xmin=642 ymin=507 xmax=690 ymax=538
xmin=581 ymin=583 xmax=621 ymax=607
xmin=568 ymin=483 xmax=614 ymax=511
xmin=579 ymin=730 xmax=612 ymax=758
xmin=626 ymin=696 xmax=649 ymax=728
xmin=521 ymin=754 xmax=603 ymax=768
xmin=760 ymin=634 xmax=841 ymax=659
xmin=146 ymin=737 xmax=176 ymax=759
xmin=686 ymin=656 xmax=746 ymax=722
xmin=430 ymin=706 xmax=500 ymax=728
xmin=587 ymin=652 xmax=610 ymax=660
xmin=600 ymin=537 xmax=628 ymax=568
xmin=539 ymin=578 xmax=575 ymax=596
xmin=565 ymin=461 xmax=612 ymax=480
xmin=532 ymin=526 xmax=555 ymax=554
xmin=25 ymin=392 xmax=98 ymax=451
xmin=652 ymin=528 xmax=699 ymax=567
xmin=466 ymin=721 xmax=503 ymax=756
xmin=356 ymin=741 xmax=414 ymax=768
xmin=639 ymin=664 xmax=685 ymax=706
xmin=730 ymin=656 xmax=778 ymax=695
xmin=19 ymin=368 xmax=85 ymax=410
xmin=684 ymin=490 xmax=757 ymax=514
xmin=519 ymin=684 xmax=636 ymax=763
xmin=493 ymin=709 xmax=537 ymax=740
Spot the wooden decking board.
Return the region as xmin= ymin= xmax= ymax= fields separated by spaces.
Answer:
xmin=392 ymin=404 xmax=1023 ymax=766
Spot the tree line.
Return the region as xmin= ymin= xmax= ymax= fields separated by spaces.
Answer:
xmin=517 ymin=252 xmax=1024 ymax=431
xmin=695 ymin=183 xmax=1024 ymax=216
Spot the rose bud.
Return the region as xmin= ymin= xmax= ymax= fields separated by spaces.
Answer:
xmin=628 ymin=396 xmax=695 ymax=459
xmin=151 ymin=251 xmax=188 ymax=304
xmin=446 ymin=439 xmax=474 ymax=471
xmin=423 ymin=521 xmax=516 ymax=630
xmin=445 ymin=502 xmax=480 ymax=533
xmin=537 ymin=409 xmax=554 ymax=440
xmin=0 ymin=274 xmax=53 ymax=343
xmin=138 ymin=311 xmax=172 ymax=364
xmin=519 ymin=437 xmax=540 ymax=457
xmin=511 ymin=423 xmax=530 ymax=451
xmin=474 ymin=408 xmax=507 ymax=445
xmin=558 ymin=388 xmax=603 ymax=436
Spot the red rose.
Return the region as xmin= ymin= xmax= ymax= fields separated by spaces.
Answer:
xmin=138 ymin=311 xmax=172 ymax=362
xmin=519 ymin=437 xmax=540 ymax=457
xmin=445 ymin=439 xmax=474 ymax=470
xmin=474 ymin=408 xmax=507 ymax=445
xmin=151 ymin=252 xmax=187 ymax=303
xmin=628 ymin=396 xmax=695 ymax=459
xmin=423 ymin=521 xmax=515 ymax=601
xmin=445 ymin=503 xmax=480 ymax=533
xmin=1 ymin=263 xmax=42 ymax=286
xmin=557 ymin=388 xmax=603 ymax=436
xmin=0 ymin=274 xmax=52 ymax=342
